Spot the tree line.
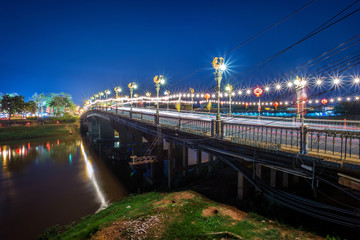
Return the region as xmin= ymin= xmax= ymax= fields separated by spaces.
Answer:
xmin=0 ymin=92 xmax=76 ymax=119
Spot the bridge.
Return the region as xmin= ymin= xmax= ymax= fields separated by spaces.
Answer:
xmin=80 ymin=107 xmax=360 ymax=228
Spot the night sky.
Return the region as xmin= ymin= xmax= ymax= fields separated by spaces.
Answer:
xmin=1 ymin=0 xmax=360 ymax=104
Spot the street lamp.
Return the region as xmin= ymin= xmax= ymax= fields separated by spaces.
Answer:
xmin=213 ymin=57 xmax=226 ymax=121
xmin=146 ymin=92 xmax=151 ymax=107
xmin=189 ymin=88 xmax=195 ymax=111
xmin=164 ymin=90 xmax=170 ymax=110
xmin=114 ymin=87 xmax=122 ymax=98
xmin=105 ymin=90 xmax=111 ymax=99
xmin=225 ymin=84 xmax=233 ymax=115
xmin=293 ymin=76 xmax=307 ymax=120
xmin=114 ymin=87 xmax=122 ymax=113
xmin=128 ymin=82 xmax=137 ymax=111
xmin=154 ymin=75 xmax=165 ymax=119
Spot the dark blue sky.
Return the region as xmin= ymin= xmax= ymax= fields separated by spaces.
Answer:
xmin=1 ymin=0 xmax=360 ymax=104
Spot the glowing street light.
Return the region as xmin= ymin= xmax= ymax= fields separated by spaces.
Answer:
xmin=164 ymin=90 xmax=170 ymax=109
xmin=333 ymin=78 xmax=341 ymax=85
xmin=154 ymin=75 xmax=165 ymax=120
xmin=105 ymin=90 xmax=111 ymax=99
xmin=225 ymin=84 xmax=233 ymax=115
xmin=212 ymin=57 xmax=226 ymax=122
xmin=114 ymin=87 xmax=122 ymax=98
xmin=354 ymin=77 xmax=360 ymax=84
xmin=293 ymin=76 xmax=307 ymax=120
xmin=128 ymin=82 xmax=137 ymax=111
xmin=99 ymin=92 xmax=104 ymax=100
xmin=189 ymin=88 xmax=194 ymax=111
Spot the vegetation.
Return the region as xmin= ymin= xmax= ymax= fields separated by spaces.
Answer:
xmin=0 ymin=94 xmax=26 ymax=119
xmin=40 ymin=191 xmax=322 ymax=240
xmin=0 ymin=92 xmax=78 ymax=118
xmin=0 ymin=124 xmax=79 ymax=142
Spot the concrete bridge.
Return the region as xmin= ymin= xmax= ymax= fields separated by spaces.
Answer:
xmin=80 ymin=108 xmax=360 ymax=228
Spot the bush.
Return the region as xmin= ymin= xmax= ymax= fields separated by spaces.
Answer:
xmin=45 ymin=113 xmax=78 ymax=124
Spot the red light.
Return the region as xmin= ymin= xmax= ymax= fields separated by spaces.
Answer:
xmin=274 ymin=102 xmax=279 ymax=108
xmin=27 ymin=122 xmax=30 ymax=125
xmin=321 ymin=99 xmax=328 ymax=105
xmin=56 ymin=121 xmax=59 ymax=124
xmin=245 ymin=102 xmax=249 ymax=108
xmin=204 ymin=93 xmax=211 ymax=101
xmin=253 ymin=87 xmax=263 ymax=97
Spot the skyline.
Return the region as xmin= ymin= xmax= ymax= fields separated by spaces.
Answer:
xmin=1 ymin=0 xmax=360 ymax=104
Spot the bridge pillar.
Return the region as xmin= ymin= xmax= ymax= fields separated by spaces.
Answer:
xmin=255 ymin=164 xmax=262 ymax=178
xmin=270 ymin=169 xmax=276 ymax=187
xmin=196 ymin=150 xmax=201 ymax=176
xmin=208 ymin=153 xmax=214 ymax=174
xmin=282 ymin=172 xmax=289 ymax=188
xmin=237 ymin=172 xmax=245 ymax=200
xmin=255 ymin=164 xmax=262 ymax=193
xmin=182 ymin=146 xmax=188 ymax=176
xmin=167 ymin=142 xmax=174 ymax=189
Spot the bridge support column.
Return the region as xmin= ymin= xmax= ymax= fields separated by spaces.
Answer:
xmin=167 ymin=142 xmax=174 ymax=189
xmin=293 ymin=175 xmax=299 ymax=183
xmin=255 ymin=164 xmax=262 ymax=193
xmin=270 ymin=169 xmax=276 ymax=187
xmin=255 ymin=164 xmax=262 ymax=178
xmin=208 ymin=153 xmax=214 ymax=174
xmin=196 ymin=150 xmax=201 ymax=176
xmin=182 ymin=146 xmax=188 ymax=176
xmin=237 ymin=172 xmax=245 ymax=200
xmin=282 ymin=172 xmax=289 ymax=188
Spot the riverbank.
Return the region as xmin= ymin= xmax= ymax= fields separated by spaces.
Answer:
xmin=40 ymin=190 xmax=324 ymax=240
xmin=0 ymin=123 xmax=79 ymax=143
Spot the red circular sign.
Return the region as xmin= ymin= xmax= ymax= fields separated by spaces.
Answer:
xmin=245 ymin=102 xmax=249 ymax=108
xmin=321 ymin=98 xmax=328 ymax=105
xmin=253 ymin=87 xmax=263 ymax=97
xmin=273 ymin=101 xmax=279 ymax=108
xmin=205 ymin=93 xmax=211 ymax=101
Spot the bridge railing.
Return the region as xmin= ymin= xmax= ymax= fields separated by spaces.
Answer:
xmin=92 ymin=109 xmax=360 ymax=160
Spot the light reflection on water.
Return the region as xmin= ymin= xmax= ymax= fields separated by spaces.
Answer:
xmin=80 ymin=143 xmax=108 ymax=211
xmin=0 ymin=137 xmax=128 ymax=240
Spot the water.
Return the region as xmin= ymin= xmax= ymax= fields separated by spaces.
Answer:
xmin=0 ymin=136 xmax=129 ymax=240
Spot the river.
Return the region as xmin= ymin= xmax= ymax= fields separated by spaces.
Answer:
xmin=0 ymin=136 xmax=132 ymax=240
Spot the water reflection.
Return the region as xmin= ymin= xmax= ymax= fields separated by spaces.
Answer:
xmin=0 ymin=137 xmax=128 ymax=240
xmin=81 ymin=143 xmax=108 ymax=211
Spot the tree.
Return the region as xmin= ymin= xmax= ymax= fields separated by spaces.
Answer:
xmin=25 ymin=100 xmax=37 ymax=114
xmin=0 ymin=94 xmax=26 ymax=119
xmin=49 ymin=94 xmax=74 ymax=115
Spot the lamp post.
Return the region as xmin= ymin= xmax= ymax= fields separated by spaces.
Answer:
xmin=253 ymin=87 xmax=263 ymax=119
xmin=146 ymin=92 xmax=151 ymax=107
xmin=164 ymin=90 xmax=170 ymax=110
xmin=225 ymin=84 xmax=233 ymax=116
xmin=128 ymin=82 xmax=137 ymax=111
xmin=294 ymin=76 xmax=308 ymax=154
xmin=189 ymin=88 xmax=194 ymax=111
xmin=94 ymin=94 xmax=99 ymax=110
xmin=212 ymin=57 xmax=226 ymax=121
xmin=90 ymin=97 xmax=95 ymax=110
xmin=154 ymin=75 xmax=165 ymax=121
xmin=114 ymin=87 xmax=122 ymax=99
xmin=293 ymin=76 xmax=307 ymax=121
xmin=114 ymin=87 xmax=122 ymax=113
xmin=99 ymin=92 xmax=104 ymax=110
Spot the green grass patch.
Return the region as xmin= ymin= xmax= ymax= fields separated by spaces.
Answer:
xmin=0 ymin=124 xmax=79 ymax=142
xmin=40 ymin=191 xmax=323 ymax=240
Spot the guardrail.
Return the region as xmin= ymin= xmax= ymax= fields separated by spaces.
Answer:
xmin=87 ymin=109 xmax=360 ymax=161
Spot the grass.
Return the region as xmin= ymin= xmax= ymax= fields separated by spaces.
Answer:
xmin=0 ymin=123 xmax=79 ymax=142
xmin=39 ymin=191 xmax=324 ymax=240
